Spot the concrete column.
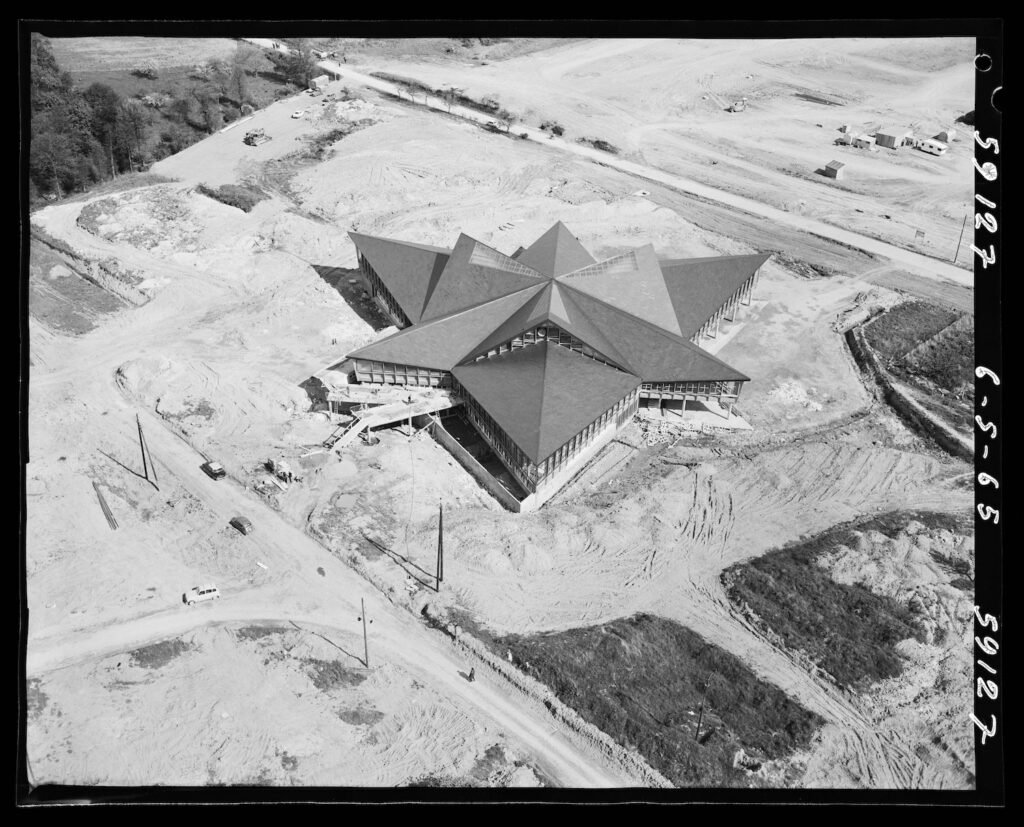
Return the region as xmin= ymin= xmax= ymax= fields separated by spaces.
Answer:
xmin=681 ymin=397 xmax=687 ymax=416
xmin=714 ymin=311 xmax=721 ymax=338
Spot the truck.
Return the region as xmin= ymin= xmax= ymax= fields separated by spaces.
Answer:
xmin=243 ymin=128 xmax=271 ymax=146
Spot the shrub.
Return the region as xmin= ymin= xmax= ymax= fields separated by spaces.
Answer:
xmin=519 ymin=132 xmax=529 ymax=139
xmin=196 ymin=183 xmax=268 ymax=212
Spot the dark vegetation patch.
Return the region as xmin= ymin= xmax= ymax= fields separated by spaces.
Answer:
xmin=27 ymin=678 xmax=49 ymax=719
xmin=301 ymin=658 xmax=367 ymax=692
xmin=299 ymin=119 xmax=376 ymax=161
xmin=469 ymin=744 xmax=507 ymax=782
xmin=408 ymin=774 xmax=485 ymax=788
xmin=863 ymin=300 xmax=973 ymax=428
xmin=955 ymin=110 xmax=974 ymax=126
xmin=864 ymin=301 xmax=962 ymax=365
xmin=722 ymin=511 xmax=951 ymax=691
xmin=576 ymin=136 xmax=621 ymax=154
xmin=337 ymin=707 xmax=385 ymax=726
xmin=278 ymin=750 xmax=299 ymax=771
xmin=770 ymin=250 xmax=842 ymax=279
xmin=196 ymin=183 xmax=268 ymax=212
xmin=235 ymin=624 xmax=287 ymax=642
xmin=129 ymin=637 xmax=194 ymax=669
xmin=499 ymin=614 xmax=823 ymax=787
xmin=29 ymin=238 xmax=125 ymax=333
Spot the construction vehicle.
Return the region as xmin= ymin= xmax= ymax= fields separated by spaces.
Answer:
xmin=243 ymin=128 xmax=271 ymax=146
xmin=726 ymin=98 xmax=747 ymax=113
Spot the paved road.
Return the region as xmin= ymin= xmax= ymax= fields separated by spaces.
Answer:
xmin=242 ymin=39 xmax=973 ymax=290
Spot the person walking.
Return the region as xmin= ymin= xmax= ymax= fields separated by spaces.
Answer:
xmin=468 ymin=667 xmax=476 ymax=683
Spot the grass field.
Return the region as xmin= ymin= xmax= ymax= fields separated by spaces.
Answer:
xmin=46 ymin=37 xmax=240 ymax=72
xmin=863 ymin=300 xmax=973 ymax=430
xmin=721 ymin=511 xmax=964 ymax=691
xmin=499 ymin=614 xmax=823 ymax=787
xmin=29 ymin=239 xmax=125 ymax=334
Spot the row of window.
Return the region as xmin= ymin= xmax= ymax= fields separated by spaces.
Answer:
xmin=472 ymin=324 xmax=622 ymax=371
xmin=562 ymin=250 xmax=639 ymax=280
xmin=454 ymin=383 xmax=536 ymax=491
xmin=468 ymin=242 xmax=542 ymax=279
xmin=534 ymin=390 xmax=639 ymax=487
xmin=359 ymin=254 xmax=411 ymax=328
xmin=352 ymin=359 xmax=450 ymax=388
xmin=640 ymin=380 xmax=741 ymax=396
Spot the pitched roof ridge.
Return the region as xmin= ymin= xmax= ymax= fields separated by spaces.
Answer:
xmin=348 ymin=230 xmax=452 ymax=255
xmin=659 ymin=252 xmax=770 ymax=267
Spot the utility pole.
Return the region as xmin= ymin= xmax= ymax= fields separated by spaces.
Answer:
xmin=953 ymin=212 xmax=969 ymax=264
xmin=136 ymin=414 xmax=148 ymax=481
xmin=436 ymin=501 xmax=444 ymax=591
xmin=136 ymin=414 xmax=159 ymax=489
xmin=359 ymin=598 xmax=370 ymax=668
xmin=694 ymin=672 xmax=713 ymax=742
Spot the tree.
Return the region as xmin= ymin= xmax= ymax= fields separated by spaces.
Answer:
xmin=440 ymin=86 xmax=462 ymax=113
xmin=269 ymin=38 xmax=316 ymax=88
xmin=496 ymin=107 xmax=518 ymax=134
xmin=134 ymin=59 xmax=159 ymax=79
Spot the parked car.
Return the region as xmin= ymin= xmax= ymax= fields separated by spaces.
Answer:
xmin=230 ymin=516 xmax=255 ymax=535
xmin=184 ymin=584 xmax=220 ymax=605
xmin=291 ymin=109 xmax=306 ymax=119
xmin=201 ymin=461 xmax=226 ymax=480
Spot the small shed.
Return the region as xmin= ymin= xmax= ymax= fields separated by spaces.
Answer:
xmin=311 ymin=74 xmax=330 ymax=91
xmin=936 ymin=128 xmax=957 ymax=143
xmin=823 ymin=160 xmax=845 ymax=179
xmin=852 ymin=134 xmax=875 ymax=150
xmin=874 ymin=127 xmax=914 ymax=149
xmin=836 ymin=132 xmax=853 ymax=146
xmin=838 ymin=123 xmax=852 ymax=133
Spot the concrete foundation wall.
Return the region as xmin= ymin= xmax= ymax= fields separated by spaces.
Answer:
xmin=428 ymin=418 xmax=524 ymax=512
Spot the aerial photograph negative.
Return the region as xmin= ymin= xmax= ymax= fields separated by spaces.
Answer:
xmin=20 ymin=20 xmax=1002 ymax=803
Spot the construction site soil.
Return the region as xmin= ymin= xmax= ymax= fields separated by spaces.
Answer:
xmin=27 ymin=37 xmax=975 ymax=791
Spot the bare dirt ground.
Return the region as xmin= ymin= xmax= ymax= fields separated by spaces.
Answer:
xmin=360 ymin=37 xmax=974 ymax=268
xmin=27 ymin=38 xmax=975 ymax=791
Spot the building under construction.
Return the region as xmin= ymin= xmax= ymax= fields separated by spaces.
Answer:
xmin=346 ymin=222 xmax=766 ymax=509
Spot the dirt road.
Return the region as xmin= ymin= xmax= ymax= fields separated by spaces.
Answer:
xmin=241 ymin=40 xmax=973 ymax=289
xmin=27 ymin=196 xmax=644 ymax=789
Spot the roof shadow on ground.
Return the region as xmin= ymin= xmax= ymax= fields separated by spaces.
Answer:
xmin=313 ymin=265 xmax=393 ymax=332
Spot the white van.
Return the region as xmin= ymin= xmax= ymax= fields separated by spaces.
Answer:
xmin=184 ymin=585 xmax=221 ymax=605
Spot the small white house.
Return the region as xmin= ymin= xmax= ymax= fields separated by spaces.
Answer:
xmin=853 ymin=134 xmax=875 ymax=150
xmin=311 ymin=74 xmax=330 ymax=91
xmin=918 ymin=139 xmax=948 ymax=156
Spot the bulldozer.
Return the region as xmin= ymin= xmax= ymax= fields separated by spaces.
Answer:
xmin=243 ymin=128 xmax=271 ymax=146
xmin=726 ymin=98 xmax=747 ymax=113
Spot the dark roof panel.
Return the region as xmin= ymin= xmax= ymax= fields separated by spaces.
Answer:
xmin=348 ymin=285 xmax=547 ymax=370
xmin=420 ymin=234 xmax=547 ymax=321
xmin=559 ymin=283 xmax=750 ymax=382
xmin=516 ymin=221 xmax=596 ymax=277
xmin=453 ymin=342 xmax=640 ymax=463
xmin=557 ymin=244 xmax=682 ymax=335
xmin=658 ymin=253 xmax=769 ymax=339
xmin=348 ymin=232 xmax=451 ymax=325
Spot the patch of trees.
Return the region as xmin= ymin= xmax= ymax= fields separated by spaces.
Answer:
xmin=29 ymin=35 xmax=273 ymax=202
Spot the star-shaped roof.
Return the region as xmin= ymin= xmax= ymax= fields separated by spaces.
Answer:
xmin=348 ymin=224 xmax=766 ymax=464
